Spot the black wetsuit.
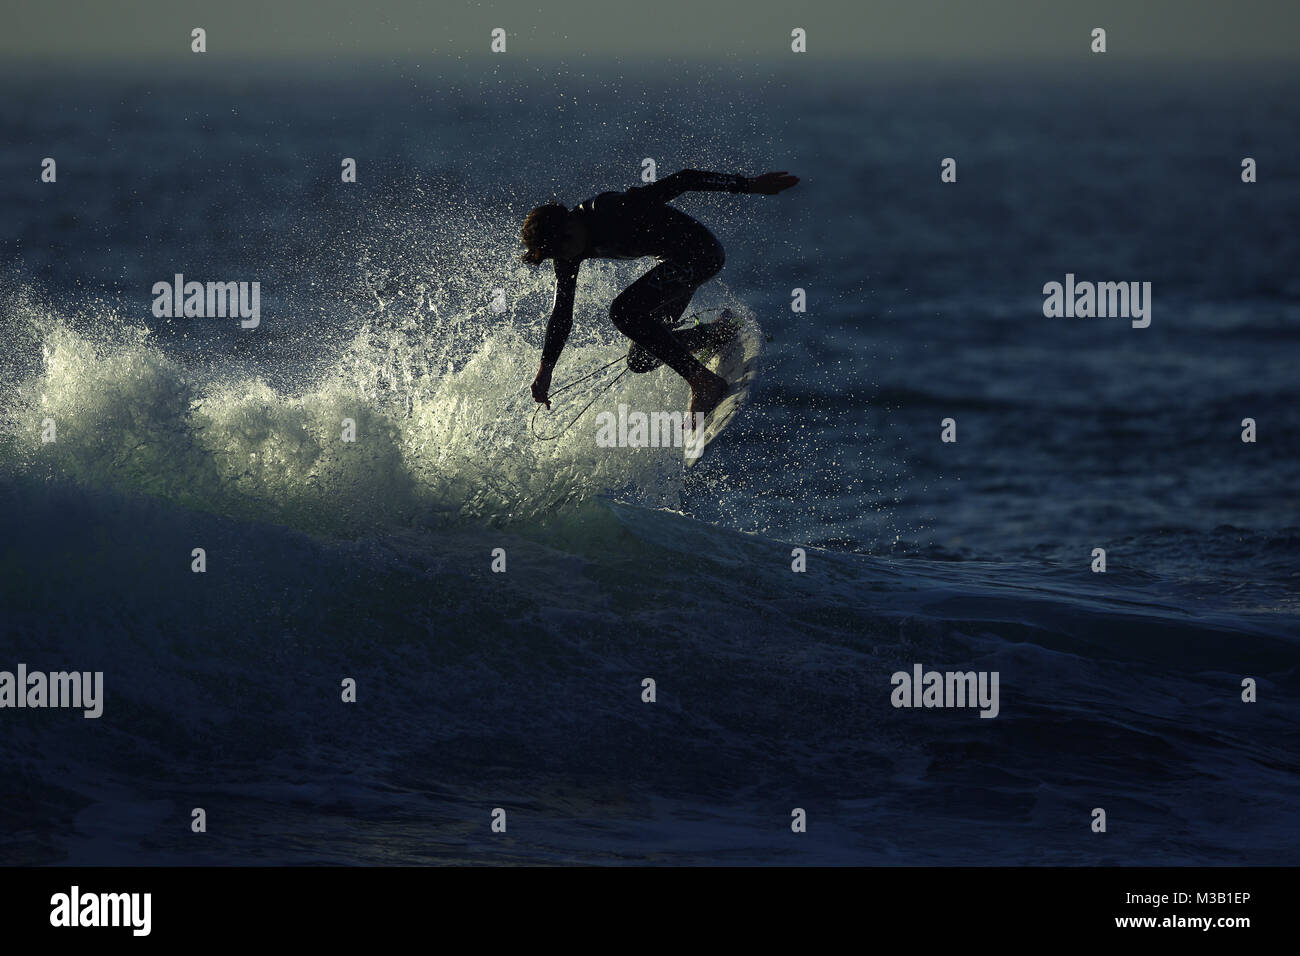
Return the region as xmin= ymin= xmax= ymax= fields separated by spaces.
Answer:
xmin=541 ymin=169 xmax=750 ymax=379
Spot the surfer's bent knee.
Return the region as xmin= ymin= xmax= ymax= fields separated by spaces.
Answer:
xmin=608 ymin=294 xmax=640 ymax=333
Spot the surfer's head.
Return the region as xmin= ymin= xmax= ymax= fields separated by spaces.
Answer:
xmin=520 ymin=204 xmax=585 ymax=263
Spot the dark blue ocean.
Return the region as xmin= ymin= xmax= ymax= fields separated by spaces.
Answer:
xmin=1 ymin=60 xmax=1297 ymax=864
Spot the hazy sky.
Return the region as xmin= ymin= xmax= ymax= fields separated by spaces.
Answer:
xmin=4 ymin=0 xmax=1297 ymax=62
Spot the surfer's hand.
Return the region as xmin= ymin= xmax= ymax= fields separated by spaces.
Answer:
xmin=749 ymin=171 xmax=798 ymax=195
xmin=531 ymin=365 xmax=553 ymax=409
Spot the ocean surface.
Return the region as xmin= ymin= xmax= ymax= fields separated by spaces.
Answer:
xmin=1 ymin=60 xmax=1297 ymax=864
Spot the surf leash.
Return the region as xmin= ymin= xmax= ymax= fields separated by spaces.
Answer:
xmin=530 ymin=355 xmax=629 ymax=441
xmin=527 ymin=307 xmax=739 ymax=442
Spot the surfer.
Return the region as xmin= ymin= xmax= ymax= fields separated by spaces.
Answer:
xmin=521 ymin=169 xmax=798 ymax=421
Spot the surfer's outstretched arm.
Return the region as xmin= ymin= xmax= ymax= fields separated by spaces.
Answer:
xmin=631 ymin=169 xmax=799 ymax=204
xmin=532 ymin=258 xmax=580 ymax=407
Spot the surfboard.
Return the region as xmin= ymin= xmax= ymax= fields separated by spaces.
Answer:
xmin=683 ymin=310 xmax=763 ymax=466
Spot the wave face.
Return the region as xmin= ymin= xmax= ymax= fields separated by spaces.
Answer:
xmin=2 ymin=64 xmax=1299 ymax=864
xmin=1 ymin=287 xmax=1295 ymax=865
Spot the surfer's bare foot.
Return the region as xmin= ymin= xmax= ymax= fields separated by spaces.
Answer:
xmin=688 ymin=372 xmax=728 ymax=423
